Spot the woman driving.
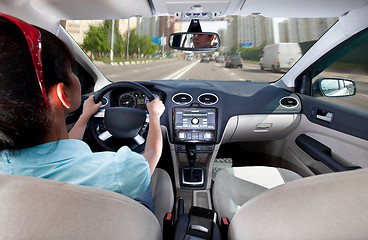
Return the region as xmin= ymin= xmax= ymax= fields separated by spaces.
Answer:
xmin=0 ymin=13 xmax=164 ymax=211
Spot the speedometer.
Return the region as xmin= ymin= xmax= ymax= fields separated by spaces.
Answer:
xmin=119 ymin=94 xmax=136 ymax=108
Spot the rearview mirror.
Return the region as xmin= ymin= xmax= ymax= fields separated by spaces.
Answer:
xmin=169 ymin=32 xmax=220 ymax=51
xmin=312 ymin=77 xmax=356 ymax=97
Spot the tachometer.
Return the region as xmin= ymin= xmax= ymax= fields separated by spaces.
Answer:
xmin=119 ymin=94 xmax=136 ymax=108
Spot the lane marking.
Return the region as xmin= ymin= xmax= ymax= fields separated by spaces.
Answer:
xmin=357 ymin=93 xmax=368 ymax=98
xmin=164 ymin=60 xmax=199 ymax=79
xmin=107 ymin=74 xmax=119 ymax=78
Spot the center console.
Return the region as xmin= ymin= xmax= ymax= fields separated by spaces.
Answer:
xmin=167 ymin=199 xmax=221 ymax=240
xmin=173 ymin=107 xmax=218 ymax=189
xmin=167 ymin=107 xmax=224 ymax=239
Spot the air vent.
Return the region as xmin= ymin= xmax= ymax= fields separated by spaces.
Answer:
xmin=172 ymin=93 xmax=193 ymax=105
xmin=280 ymin=97 xmax=299 ymax=108
xmin=198 ymin=93 xmax=218 ymax=105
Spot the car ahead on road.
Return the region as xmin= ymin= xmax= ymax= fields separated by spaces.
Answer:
xmin=200 ymin=56 xmax=210 ymax=63
xmin=186 ymin=56 xmax=193 ymax=61
xmin=225 ymin=55 xmax=243 ymax=68
xmin=1 ymin=0 xmax=368 ymax=239
xmin=260 ymin=43 xmax=302 ymax=72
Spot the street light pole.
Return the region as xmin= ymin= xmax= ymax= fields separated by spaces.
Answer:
xmin=126 ymin=18 xmax=130 ymax=61
xmin=110 ymin=19 xmax=114 ymax=62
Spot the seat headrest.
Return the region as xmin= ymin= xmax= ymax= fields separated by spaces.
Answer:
xmin=0 ymin=175 xmax=162 ymax=240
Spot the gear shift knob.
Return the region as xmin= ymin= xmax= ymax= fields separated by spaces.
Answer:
xmin=187 ymin=144 xmax=196 ymax=167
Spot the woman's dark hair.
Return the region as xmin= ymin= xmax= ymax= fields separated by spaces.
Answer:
xmin=0 ymin=20 xmax=76 ymax=150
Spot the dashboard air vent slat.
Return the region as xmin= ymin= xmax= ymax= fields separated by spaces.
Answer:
xmin=172 ymin=93 xmax=193 ymax=105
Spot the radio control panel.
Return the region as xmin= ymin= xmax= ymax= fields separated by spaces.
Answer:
xmin=173 ymin=107 xmax=217 ymax=143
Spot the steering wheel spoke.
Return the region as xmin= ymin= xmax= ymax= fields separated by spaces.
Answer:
xmin=133 ymin=134 xmax=145 ymax=145
xmin=98 ymin=130 xmax=113 ymax=141
xmin=94 ymin=109 xmax=105 ymax=118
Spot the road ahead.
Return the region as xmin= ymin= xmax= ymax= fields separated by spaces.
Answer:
xmin=97 ymin=58 xmax=368 ymax=111
xmin=98 ymin=58 xmax=283 ymax=82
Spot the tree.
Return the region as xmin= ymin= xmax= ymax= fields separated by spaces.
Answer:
xmin=140 ymin=35 xmax=158 ymax=55
xmin=82 ymin=22 xmax=158 ymax=59
xmin=126 ymin=29 xmax=140 ymax=55
xmin=103 ymin=20 xmax=124 ymax=56
xmin=230 ymin=46 xmax=238 ymax=54
xmin=81 ymin=20 xmax=124 ymax=58
xmin=82 ymin=25 xmax=110 ymax=56
xmin=123 ymin=28 xmax=158 ymax=56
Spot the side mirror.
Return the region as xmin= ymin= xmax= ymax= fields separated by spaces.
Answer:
xmin=312 ymin=77 xmax=356 ymax=97
xmin=169 ymin=32 xmax=220 ymax=51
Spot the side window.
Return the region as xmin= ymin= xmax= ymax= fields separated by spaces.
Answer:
xmin=74 ymin=63 xmax=96 ymax=95
xmin=310 ymin=29 xmax=368 ymax=112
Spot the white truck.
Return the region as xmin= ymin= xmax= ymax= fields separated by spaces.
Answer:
xmin=260 ymin=43 xmax=302 ymax=72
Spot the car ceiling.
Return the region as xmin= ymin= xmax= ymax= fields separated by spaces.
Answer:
xmin=2 ymin=0 xmax=368 ymax=23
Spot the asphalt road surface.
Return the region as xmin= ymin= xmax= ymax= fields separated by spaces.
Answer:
xmin=97 ymin=58 xmax=368 ymax=112
xmin=97 ymin=58 xmax=283 ymax=82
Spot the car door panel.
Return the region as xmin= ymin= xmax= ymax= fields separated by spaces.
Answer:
xmin=301 ymin=95 xmax=368 ymax=141
xmin=282 ymin=95 xmax=368 ymax=175
xmin=295 ymin=134 xmax=361 ymax=172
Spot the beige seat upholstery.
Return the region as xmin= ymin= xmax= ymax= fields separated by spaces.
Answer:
xmin=213 ymin=166 xmax=302 ymax=221
xmin=229 ymin=167 xmax=368 ymax=240
xmin=151 ymin=168 xmax=174 ymax=228
xmin=0 ymin=174 xmax=164 ymax=239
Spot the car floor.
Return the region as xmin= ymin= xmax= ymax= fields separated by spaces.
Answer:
xmin=216 ymin=143 xmax=284 ymax=169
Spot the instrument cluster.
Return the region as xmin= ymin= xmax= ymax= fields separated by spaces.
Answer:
xmin=118 ymin=91 xmax=147 ymax=109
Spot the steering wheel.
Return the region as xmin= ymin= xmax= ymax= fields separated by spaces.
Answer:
xmin=89 ymin=81 xmax=155 ymax=151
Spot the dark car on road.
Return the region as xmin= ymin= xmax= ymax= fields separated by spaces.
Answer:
xmin=200 ymin=56 xmax=210 ymax=63
xmin=225 ymin=55 xmax=243 ymax=68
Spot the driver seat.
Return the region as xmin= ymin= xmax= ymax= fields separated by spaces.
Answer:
xmin=0 ymin=171 xmax=171 ymax=239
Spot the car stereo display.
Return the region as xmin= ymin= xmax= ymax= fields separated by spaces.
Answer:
xmin=173 ymin=107 xmax=217 ymax=143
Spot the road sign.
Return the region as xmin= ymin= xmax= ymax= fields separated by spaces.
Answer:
xmin=241 ymin=42 xmax=253 ymax=48
xmin=151 ymin=37 xmax=162 ymax=45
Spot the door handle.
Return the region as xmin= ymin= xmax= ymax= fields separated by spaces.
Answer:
xmin=315 ymin=109 xmax=333 ymax=123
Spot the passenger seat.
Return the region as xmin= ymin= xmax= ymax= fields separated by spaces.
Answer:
xmin=212 ymin=166 xmax=302 ymax=221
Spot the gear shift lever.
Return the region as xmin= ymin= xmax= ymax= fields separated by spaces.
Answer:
xmin=182 ymin=144 xmax=204 ymax=187
xmin=187 ymin=144 xmax=196 ymax=168
xmin=187 ymin=144 xmax=196 ymax=180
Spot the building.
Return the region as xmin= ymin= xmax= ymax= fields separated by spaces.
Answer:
xmin=223 ymin=15 xmax=274 ymax=52
xmin=279 ymin=18 xmax=338 ymax=43
xmin=61 ymin=20 xmax=104 ymax=44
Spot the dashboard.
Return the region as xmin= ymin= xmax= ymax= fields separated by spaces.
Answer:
xmin=99 ymin=80 xmax=302 ymax=146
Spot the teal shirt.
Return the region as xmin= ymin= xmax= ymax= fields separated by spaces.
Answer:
xmin=0 ymin=139 xmax=150 ymax=199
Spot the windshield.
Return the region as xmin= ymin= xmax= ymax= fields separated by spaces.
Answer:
xmin=62 ymin=16 xmax=337 ymax=83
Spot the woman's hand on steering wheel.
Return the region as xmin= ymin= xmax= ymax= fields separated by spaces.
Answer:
xmin=146 ymin=97 xmax=165 ymax=119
